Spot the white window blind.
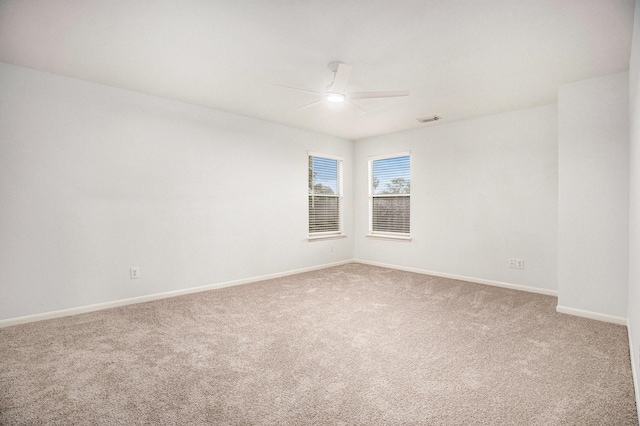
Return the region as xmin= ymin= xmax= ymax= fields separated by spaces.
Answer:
xmin=309 ymin=153 xmax=343 ymax=236
xmin=369 ymin=153 xmax=410 ymax=237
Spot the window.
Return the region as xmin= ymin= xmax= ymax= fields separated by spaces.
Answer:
xmin=308 ymin=153 xmax=343 ymax=238
xmin=368 ymin=152 xmax=411 ymax=239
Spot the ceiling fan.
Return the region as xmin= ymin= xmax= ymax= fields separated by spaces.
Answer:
xmin=274 ymin=62 xmax=409 ymax=112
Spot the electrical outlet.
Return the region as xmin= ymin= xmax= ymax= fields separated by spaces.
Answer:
xmin=130 ymin=267 xmax=140 ymax=279
xmin=508 ymin=258 xmax=516 ymax=269
xmin=516 ymin=259 xmax=524 ymax=269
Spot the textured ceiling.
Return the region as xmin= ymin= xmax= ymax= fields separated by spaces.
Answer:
xmin=0 ymin=0 xmax=635 ymax=140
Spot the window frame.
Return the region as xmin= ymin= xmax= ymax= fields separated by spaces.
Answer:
xmin=308 ymin=151 xmax=345 ymax=240
xmin=367 ymin=151 xmax=411 ymax=241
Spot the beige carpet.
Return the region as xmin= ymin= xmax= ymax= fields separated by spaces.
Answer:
xmin=0 ymin=263 xmax=637 ymax=425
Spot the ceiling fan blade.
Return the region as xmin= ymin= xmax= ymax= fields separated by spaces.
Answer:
xmin=296 ymin=99 xmax=324 ymax=110
xmin=347 ymin=100 xmax=368 ymax=115
xmin=328 ymin=63 xmax=352 ymax=94
xmin=347 ymin=90 xmax=409 ymax=99
xmin=268 ymin=83 xmax=322 ymax=95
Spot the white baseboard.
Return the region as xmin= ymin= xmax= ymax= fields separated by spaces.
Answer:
xmin=628 ymin=323 xmax=640 ymax=423
xmin=4 ymin=259 xmax=630 ymax=330
xmin=555 ymin=305 xmax=628 ymax=325
xmin=352 ymin=258 xmax=558 ymax=296
xmin=0 ymin=259 xmax=352 ymax=329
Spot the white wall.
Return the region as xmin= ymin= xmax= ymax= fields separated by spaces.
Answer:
xmin=628 ymin=0 xmax=640 ymax=415
xmin=557 ymin=72 xmax=629 ymax=320
xmin=353 ymin=105 xmax=558 ymax=292
xmin=0 ymin=62 xmax=353 ymax=321
xmin=1 ymin=54 xmax=635 ymax=342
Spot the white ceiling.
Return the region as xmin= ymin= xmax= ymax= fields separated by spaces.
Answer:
xmin=0 ymin=0 xmax=635 ymax=140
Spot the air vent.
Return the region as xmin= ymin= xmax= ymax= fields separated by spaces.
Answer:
xmin=416 ymin=116 xmax=440 ymax=123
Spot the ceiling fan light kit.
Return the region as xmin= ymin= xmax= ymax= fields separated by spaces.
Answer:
xmin=326 ymin=92 xmax=346 ymax=103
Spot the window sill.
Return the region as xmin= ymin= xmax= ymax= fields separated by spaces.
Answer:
xmin=308 ymin=233 xmax=347 ymax=241
xmin=366 ymin=233 xmax=412 ymax=242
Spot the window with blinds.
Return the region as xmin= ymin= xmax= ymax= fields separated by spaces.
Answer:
xmin=369 ymin=153 xmax=410 ymax=238
xmin=308 ymin=153 xmax=343 ymax=237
